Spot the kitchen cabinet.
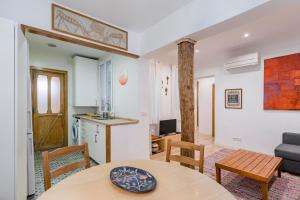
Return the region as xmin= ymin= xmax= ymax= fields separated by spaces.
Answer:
xmin=99 ymin=59 xmax=113 ymax=111
xmin=73 ymin=56 xmax=99 ymax=107
xmin=80 ymin=120 xmax=106 ymax=164
xmin=77 ymin=115 xmax=143 ymax=163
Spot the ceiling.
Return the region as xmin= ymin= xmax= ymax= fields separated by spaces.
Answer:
xmin=54 ymin=0 xmax=193 ymax=32
xmin=27 ymin=33 xmax=109 ymax=59
xmin=146 ymin=0 xmax=300 ymax=68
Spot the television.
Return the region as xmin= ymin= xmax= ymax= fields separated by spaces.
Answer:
xmin=159 ymin=119 xmax=177 ymax=136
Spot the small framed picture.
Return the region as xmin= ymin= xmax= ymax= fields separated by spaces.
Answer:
xmin=225 ymin=89 xmax=242 ymax=109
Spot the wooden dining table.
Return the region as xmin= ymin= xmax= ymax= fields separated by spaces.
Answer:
xmin=38 ymin=160 xmax=235 ymax=200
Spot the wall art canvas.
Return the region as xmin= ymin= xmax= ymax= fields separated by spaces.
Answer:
xmin=264 ymin=53 xmax=300 ymax=110
xmin=52 ymin=4 xmax=128 ymax=50
xmin=225 ymin=89 xmax=242 ymax=109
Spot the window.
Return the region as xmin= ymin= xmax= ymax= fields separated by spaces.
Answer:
xmin=51 ymin=77 xmax=61 ymax=113
xmin=37 ymin=75 xmax=48 ymax=114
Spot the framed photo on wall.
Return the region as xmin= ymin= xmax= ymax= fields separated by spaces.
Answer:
xmin=225 ymin=89 xmax=242 ymax=109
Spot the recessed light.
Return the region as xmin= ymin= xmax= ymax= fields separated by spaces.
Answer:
xmin=47 ymin=43 xmax=57 ymax=48
xmin=195 ymin=49 xmax=200 ymax=53
xmin=243 ymin=33 xmax=250 ymax=38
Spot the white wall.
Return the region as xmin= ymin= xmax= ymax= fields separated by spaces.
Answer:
xmin=197 ymin=37 xmax=300 ymax=155
xmin=0 ymin=17 xmax=16 ymax=200
xmin=29 ymin=46 xmax=97 ymax=145
xmin=109 ymin=54 xmax=139 ymax=119
xmin=197 ymin=77 xmax=215 ymax=135
xmin=159 ymin=64 xmax=172 ymax=120
xmin=111 ymin=122 xmax=149 ymax=161
xmin=15 ymin=25 xmax=28 ymax=200
xmin=0 ymin=18 xmax=28 ymax=200
xmin=100 ymin=54 xmax=150 ymax=158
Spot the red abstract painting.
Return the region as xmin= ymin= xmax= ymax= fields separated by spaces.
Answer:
xmin=264 ymin=53 xmax=300 ymax=110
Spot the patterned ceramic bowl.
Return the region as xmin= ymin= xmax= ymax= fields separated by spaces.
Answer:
xmin=110 ymin=166 xmax=157 ymax=193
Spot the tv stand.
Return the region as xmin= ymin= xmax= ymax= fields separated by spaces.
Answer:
xmin=151 ymin=133 xmax=181 ymax=155
xmin=160 ymin=132 xmax=179 ymax=137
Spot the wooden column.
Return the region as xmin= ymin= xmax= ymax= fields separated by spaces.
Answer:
xmin=177 ymin=38 xmax=196 ymax=164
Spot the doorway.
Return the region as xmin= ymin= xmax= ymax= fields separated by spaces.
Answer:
xmin=31 ymin=67 xmax=68 ymax=151
xmin=196 ymin=77 xmax=215 ymax=137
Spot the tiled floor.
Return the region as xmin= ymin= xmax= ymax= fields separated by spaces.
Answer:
xmin=27 ymin=151 xmax=98 ymax=200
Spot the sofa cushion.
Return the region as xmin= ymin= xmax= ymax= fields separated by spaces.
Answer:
xmin=275 ymin=144 xmax=300 ymax=162
xmin=283 ymin=132 xmax=300 ymax=146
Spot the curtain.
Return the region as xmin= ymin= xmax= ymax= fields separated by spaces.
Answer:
xmin=149 ymin=62 xmax=181 ymax=134
xmin=170 ymin=65 xmax=181 ymax=132
xmin=149 ymin=60 xmax=161 ymax=132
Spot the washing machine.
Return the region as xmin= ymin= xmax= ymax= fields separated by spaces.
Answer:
xmin=72 ymin=117 xmax=80 ymax=145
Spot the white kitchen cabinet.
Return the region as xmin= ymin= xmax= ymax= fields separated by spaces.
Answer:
xmin=73 ymin=56 xmax=99 ymax=107
xmin=98 ymin=124 xmax=107 ymax=164
xmin=80 ymin=120 xmax=106 ymax=164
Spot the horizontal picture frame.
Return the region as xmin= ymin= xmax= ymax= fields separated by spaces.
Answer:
xmin=52 ymin=4 xmax=128 ymax=50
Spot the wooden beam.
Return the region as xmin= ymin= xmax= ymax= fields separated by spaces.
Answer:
xmin=21 ymin=24 xmax=139 ymax=59
xmin=177 ymin=38 xmax=196 ymax=167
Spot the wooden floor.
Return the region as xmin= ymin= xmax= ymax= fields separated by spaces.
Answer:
xmin=151 ymin=132 xmax=229 ymax=161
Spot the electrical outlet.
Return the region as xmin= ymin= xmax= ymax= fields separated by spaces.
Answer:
xmin=232 ymin=137 xmax=242 ymax=142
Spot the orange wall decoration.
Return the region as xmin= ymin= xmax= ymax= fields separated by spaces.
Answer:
xmin=264 ymin=53 xmax=300 ymax=110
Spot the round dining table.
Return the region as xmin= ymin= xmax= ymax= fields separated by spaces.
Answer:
xmin=38 ymin=160 xmax=235 ymax=200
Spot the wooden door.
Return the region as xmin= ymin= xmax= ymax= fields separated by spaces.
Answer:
xmin=31 ymin=68 xmax=68 ymax=151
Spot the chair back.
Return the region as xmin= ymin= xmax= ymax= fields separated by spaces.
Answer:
xmin=42 ymin=143 xmax=90 ymax=191
xmin=166 ymin=139 xmax=204 ymax=173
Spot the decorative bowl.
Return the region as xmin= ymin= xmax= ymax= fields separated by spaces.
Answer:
xmin=110 ymin=166 xmax=157 ymax=193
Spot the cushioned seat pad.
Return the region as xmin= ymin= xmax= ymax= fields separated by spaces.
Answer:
xmin=275 ymin=144 xmax=300 ymax=162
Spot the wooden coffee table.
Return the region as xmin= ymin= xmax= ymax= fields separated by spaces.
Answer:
xmin=215 ymin=149 xmax=282 ymax=200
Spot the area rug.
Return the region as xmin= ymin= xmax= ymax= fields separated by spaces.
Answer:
xmin=204 ymin=149 xmax=300 ymax=200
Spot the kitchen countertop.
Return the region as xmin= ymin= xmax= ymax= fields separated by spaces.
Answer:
xmin=74 ymin=115 xmax=139 ymax=126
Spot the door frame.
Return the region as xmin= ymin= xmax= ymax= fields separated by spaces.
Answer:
xmin=196 ymin=79 xmax=215 ymax=137
xmin=212 ymin=83 xmax=215 ymax=138
xmin=30 ymin=66 xmax=68 ymax=148
xmin=196 ymin=81 xmax=199 ymax=127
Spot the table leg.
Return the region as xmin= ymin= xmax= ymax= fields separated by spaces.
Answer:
xmin=216 ymin=167 xmax=221 ymax=184
xmin=261 ymin=182 xmax=268 ymax=200
xmin=278 ymin=164 xmax=282 ymax=178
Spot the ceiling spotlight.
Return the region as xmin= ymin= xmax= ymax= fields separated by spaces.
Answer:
xmin=243 ymin=33 xmax=250 ymax=38
xmin=195 ymin=49 xmax=200 ymax=53
xmin=47 ymin=43 xmax=57 ymax=48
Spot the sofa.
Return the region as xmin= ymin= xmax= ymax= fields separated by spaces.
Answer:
xmin=275 ymin=132 xmax=300 ymax=175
